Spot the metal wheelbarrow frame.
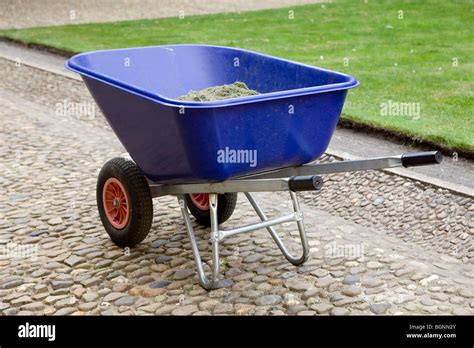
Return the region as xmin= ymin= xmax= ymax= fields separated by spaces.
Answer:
xmin=149 ymin=151 xmax=442 ymax=289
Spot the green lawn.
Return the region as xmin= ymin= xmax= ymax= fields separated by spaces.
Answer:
xmin=1 ymin=0 xmax=472 ymax=152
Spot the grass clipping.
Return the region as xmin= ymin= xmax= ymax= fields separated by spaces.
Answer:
xmin=177 ymin=81 xmax=259 ymax=102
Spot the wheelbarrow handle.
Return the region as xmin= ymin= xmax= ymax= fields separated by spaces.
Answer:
xmin=401 ymin=151 xmax=443 ymax=167
xmin=288 ymin=175 xmax=323 ymax=191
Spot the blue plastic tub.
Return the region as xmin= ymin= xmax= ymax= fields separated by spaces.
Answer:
xmin=66 ymin=44 xmax=359 ymax=183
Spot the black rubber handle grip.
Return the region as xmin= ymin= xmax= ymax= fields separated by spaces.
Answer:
xmin=289 ymin=175 xmax=324 ymax=191
xmin=401 ymin=151 xmax=443 ymax=167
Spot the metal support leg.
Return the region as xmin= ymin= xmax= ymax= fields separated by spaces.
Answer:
xmin=178 ymin=191 xmax=308 ymax=289
xmin=178 ymin=194 xmax=232 ymax=290
xmin=209 ymin=194 xmax=220 ymax=285
xmin=244 ymin=191 xmax=309 ymax=266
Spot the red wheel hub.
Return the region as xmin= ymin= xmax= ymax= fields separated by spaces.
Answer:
xmin=190 ymin=193 xmax=210 ymax=210
xmin=103 ymin=178 xmax=130 ymax=229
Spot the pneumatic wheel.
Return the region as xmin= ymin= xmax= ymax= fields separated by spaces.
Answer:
xmin=185 ymin=193 xmax=237 ymax=227
xmin=97 ymin=157 xmax=153 ymax=247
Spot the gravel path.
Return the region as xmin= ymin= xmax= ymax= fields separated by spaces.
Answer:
xmin=1 ymin=0 xmax=322 ymax=29
xmin=0 ymin=58 xmax=473 ymax=316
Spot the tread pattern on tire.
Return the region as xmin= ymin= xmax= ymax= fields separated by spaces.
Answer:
xmin=97 ymin=157 xmax=153 ymax=247
xmin=185 ymin=192 xmax=237 ymax=227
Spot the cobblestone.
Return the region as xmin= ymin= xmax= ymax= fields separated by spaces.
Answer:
xmin=0 ymin=59 xmax=472 ymax=316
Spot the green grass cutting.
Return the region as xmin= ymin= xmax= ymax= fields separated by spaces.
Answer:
xmin=1 ymin=0 xmax=472 ymax=152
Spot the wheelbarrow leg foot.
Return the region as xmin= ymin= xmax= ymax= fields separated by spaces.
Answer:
xmin=178 ymin=194 xmax=231 ymax=290
xmin=212 ymin=278 xmax=234 ymax=289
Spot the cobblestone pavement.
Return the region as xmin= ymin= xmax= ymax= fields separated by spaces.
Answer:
xmin=1 ymin=0 xmax=321 ymax=29
xmin=0 ymin=59 xmax=473 ymax=315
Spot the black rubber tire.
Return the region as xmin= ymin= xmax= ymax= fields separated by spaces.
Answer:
xmin=97 ymin=157 xmax=153 ymax=247
xmin=185 ymin=193 xmax=237 ymax=227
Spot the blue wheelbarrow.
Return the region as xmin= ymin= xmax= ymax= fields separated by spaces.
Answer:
xmin=66 ymin=45 xmax=442 ymax=289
